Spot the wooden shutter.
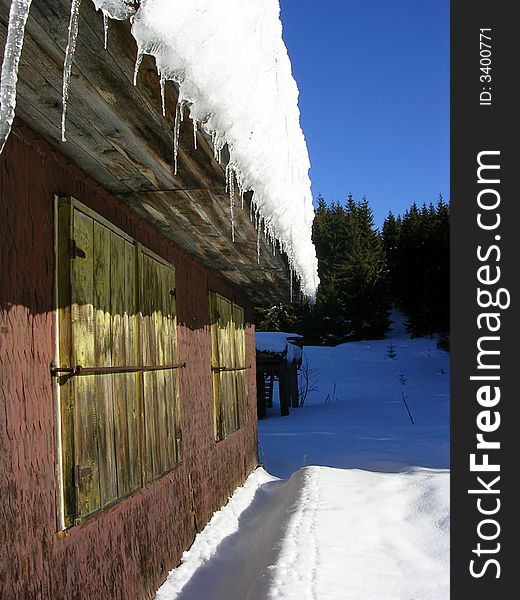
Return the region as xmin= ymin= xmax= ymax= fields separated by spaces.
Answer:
xmin=209 ymin=293 xmax=247 ymax=440
xmin=58 ymin=201 xmax=141 ymax=522
xmin=56 ymin=198 xmax=181 ymax=525
xmin=232 ymin=304 xmax=248 ymax=429
xmin=139 ymin=248 xmax=180 ymax=482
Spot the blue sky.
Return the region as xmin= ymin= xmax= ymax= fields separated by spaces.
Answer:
xmin=280 ymin=0 xmax=449 ymax=228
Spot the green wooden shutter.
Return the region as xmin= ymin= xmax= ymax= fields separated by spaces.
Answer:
xmin=70 ymin=208 xmax=101 ymax=518
xmin=56 ymin=198 xmax=181 ymax=525
xmin=209 ymin=293 xmax=247 ymax=440
xmin=232 ymin=304 xmax=248 ymax=429
xmin=139 ymin=248 xmax=180 ymax=482
xmin=57 ymin=199 xmax=140 ymax=523
xmin=209 ymin=292 xmax=222 ymax=440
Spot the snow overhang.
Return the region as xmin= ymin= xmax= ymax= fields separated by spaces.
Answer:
xmin=0 ymin=0 xmax=319 ymax=304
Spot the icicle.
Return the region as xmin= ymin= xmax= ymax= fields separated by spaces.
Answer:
xmin=159 ymin=74 xmax=166 ymax=116
xmin=290 ymin=268 xmax=293 ymax=301
xmin=257 ymin=227 xmax=260 ymax=264
xmin=229 ymin=168 xmax=235 ymax=242
xmin=173 ymin=99 xmax=182 ymax=175
xmin=0 ymin=0 xmax=33 ymax=154
xmin=103 ymin=11 xmax=109 ymax=50
xmin=192 ymin=118 xmax=198 ymax=149
xmin=225 ymin=163 xmax=230 ymax=193
xmin=133 ymin=48 xmax=143 ymax=86
xmin=211 ymin=132 xmax=218 ymax=160
xmin=61 ymin=0 xmax=82 ymax=143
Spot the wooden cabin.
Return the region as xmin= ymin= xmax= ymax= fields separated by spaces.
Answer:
xmin=0 ymin=3 xmax=295 ymax=598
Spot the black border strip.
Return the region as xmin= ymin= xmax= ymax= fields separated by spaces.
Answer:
xmin=451 ymin=2 xmax=516 ymax=596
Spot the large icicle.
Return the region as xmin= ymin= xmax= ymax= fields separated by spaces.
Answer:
xmin=159 ymin=73 xmax=166 ymax=116
xmin=91 ymin=1 xmax=136 ymax=21
xmin=103 ymin=11 xmax=109 ymax=49
xmin=61 ymin=0 xmax=82 ymax=143
xmin=133 ymin=48 xmax=143 ymax=86
xmin=229 ymin=168 xmax=235 ymax=242
xmin=0 ymin=0 xmax=33 ymax=154
xmin=173 ymin=98 xmax=183 ymax=175
xmin=192 ymin=117 xmax=197 ymax=149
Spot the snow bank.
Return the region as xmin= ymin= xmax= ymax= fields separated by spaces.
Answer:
xmin=155 ymin=468 xmax=316 ymax=600
xmin=0 ymin=0 xmax=319 ymax=298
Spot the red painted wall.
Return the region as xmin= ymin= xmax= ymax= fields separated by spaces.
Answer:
xmin=0 ymin=122 xmax=259 ymax=599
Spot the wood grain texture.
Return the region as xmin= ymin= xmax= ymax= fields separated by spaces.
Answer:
xmin=233 ymin=305 xmax=248 ymax=429
xmin=209 ymin=293 xmax=248 ymax=440
xmin=92 ymin=220 xmax=118 ymax=508
xmin=71 ymin=208 xmax=101 ymax=518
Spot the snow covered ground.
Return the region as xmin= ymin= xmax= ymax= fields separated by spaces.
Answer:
xmin=156 ymin=318 xmax=450 ymax=599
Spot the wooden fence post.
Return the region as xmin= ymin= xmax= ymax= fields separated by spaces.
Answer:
xmin=289 ymin=363 xmax=299 ymax=408
xmin=256 ymin=369 xmax=266 ymax=419
xmin=278 ymin=366 xmax=290 ymax=416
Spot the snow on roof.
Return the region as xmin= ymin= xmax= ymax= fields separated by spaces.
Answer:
xmin=0 ymin=0 xmax=319 ymax=299
xmin=256 ymin=331 xmax=303 ymax=363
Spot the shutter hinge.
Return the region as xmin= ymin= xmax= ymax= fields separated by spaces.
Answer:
xmin=70 ymin=239 xmax=86 ymax=259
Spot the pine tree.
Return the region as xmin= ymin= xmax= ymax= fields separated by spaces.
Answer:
xmin=382 ymin=210 xmax=402 ymax=301
xmin=382 ymin=195 xmax=449 ymax=338
xmin=310 ymin=194 xmax=389 ymax=342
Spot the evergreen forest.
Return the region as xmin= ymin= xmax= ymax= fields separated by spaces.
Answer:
xmin=256 ymin=194 xmax=450 ymax=349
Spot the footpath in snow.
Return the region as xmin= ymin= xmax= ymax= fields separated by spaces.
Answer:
xmin=156 ymin=320 xmax=450 ymax=599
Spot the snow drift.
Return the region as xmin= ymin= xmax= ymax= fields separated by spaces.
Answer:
xmin=155 ymin=466 xmax=450 ymax=600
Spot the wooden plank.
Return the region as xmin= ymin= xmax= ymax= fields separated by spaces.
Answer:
xmin=92 ymin=220 xmax=117 ymax=507
xmin=157 ymin=261 xmax=178 ymax=469
xmin=216 ymin=294 xmax=237 ymax=438
xmin=55 ymin=197 xmax=75 ymax=527
xmin=123 ymin=240 xmax=140 ymax=491
xmin=71 ymin=208 xmax=101 ymax=518
xmin=110 ymin=232 xmax=130 ymax=495
xmin=164 ymin=268 xmax=180 ymax=465
xmin=232 ymin=304 xmax=248 ymax=429
xmin=151 ymin=257 xmax=167 ymax=476
xmin=140 ymin=253 xmax=159 ymax=481
xmin=208 ymin=292 xmax=222 ymax=440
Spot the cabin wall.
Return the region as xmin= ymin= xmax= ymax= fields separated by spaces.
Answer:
xmin=0 ymin=121 xmax=259 ymax=600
